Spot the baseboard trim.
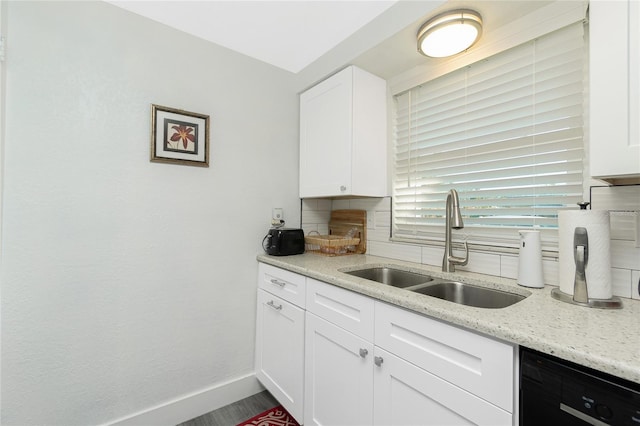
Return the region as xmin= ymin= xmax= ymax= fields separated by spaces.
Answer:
xmin=107 ymin=373 xmax=264 ymax=426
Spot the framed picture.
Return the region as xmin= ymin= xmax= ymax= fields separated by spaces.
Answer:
xmin=150 ymin=104 xmax=210 ymax=167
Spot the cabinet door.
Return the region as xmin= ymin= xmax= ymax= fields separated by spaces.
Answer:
xmin=304 ymin=312 xmax=374 ymax=426
xmin=299 ymin=66 xmax=388 ymax=198
xmin=631 ymin=0 xmax=640 ymax=157
xmin=350 ymin=66 xmax=388 ymax=197
xmin=255 ymin=290 xmax=305 ymax=423
xmin=590 ymin=0 xmax=640 ymax=179
xmin=375 ymin=301 xmax=514 ymax=412
xmin=300 ymin=67 xmax=353 ymax=198
xmin=373 ymin=348 xmax=512 ymax=426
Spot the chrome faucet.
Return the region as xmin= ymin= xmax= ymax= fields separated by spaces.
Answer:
xmin=442 ymin=189 xmax=469 ymax=272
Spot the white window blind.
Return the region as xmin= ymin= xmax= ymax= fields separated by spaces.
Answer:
xmin=393 ymin=23 xmax=586 ymax=249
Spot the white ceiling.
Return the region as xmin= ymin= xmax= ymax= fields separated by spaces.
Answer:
xmin=352 ymin=0 xmax=554 ymax=80
xmin=106 ymin=0 xmax=398 ymax=74
xmin=106 ymin=0 xmax=554 ymax=88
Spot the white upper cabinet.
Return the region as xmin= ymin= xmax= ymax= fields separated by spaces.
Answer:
xmin=590 ymin=0 xmax=640 ymax=181
xmin=299 ymin=66 xmax=388 ymax=198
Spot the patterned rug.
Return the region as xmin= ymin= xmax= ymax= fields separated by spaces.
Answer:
xmin=237 ymin=405 xmax=299 ymax=426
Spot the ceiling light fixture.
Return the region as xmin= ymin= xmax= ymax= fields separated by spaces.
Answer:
xmin=417 ymin=9 xmax=483 ymax=58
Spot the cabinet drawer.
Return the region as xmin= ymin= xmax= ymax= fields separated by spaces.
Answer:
xmin=306 ymin=278 xmax=374 ymax=341
xmin=258 ymin=263 xmax=306 ymax=308
xmin=374 ymin=301 xmax=515 ymax=412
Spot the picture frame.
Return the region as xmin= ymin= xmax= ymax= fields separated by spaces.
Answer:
xmin=150 ymin=104 xmax=210 ymax=167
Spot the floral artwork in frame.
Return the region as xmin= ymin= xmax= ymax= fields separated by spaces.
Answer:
xmin=150 ymin=104 xmax=210 ymax=167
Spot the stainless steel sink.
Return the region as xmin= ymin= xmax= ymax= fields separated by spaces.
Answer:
xmin=343 ymin=267 xmax=433 ymax=288
xmin=342 ymin=265 xmax=527 ymax=308
xmin=412 ymin=281 xmax=526 ymax=309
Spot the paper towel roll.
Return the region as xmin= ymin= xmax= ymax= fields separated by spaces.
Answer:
xmin=558 ymin=210 xmax=612 ymax=299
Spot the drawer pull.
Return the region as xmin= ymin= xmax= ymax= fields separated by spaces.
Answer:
xmin=267 ymin=300 xmax=283 ymax=311
xmin=374 ymin=356 xmax=384 ymax=367
xmin=359 ymin=348 xmax=369 ymax=358
xmin=270 ymin=278 xmax=286 ymax=287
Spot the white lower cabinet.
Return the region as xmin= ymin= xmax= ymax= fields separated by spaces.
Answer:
xmin=256 ymin=263 xmax=516 ymax=425
xmin=374 ymin=301 xmax=514 ymax=412
xmin=259 ymin=262 xmax=306 ymax=307
xmin=373 ymin=347 xmax=512 ymax=425
xmin=304 ymin=312 xmax=374 ymax=426
xmin=255 ymin=289 xmax=305 ymax=423
xmin=304 ymin=278 xmax=375 ymax=425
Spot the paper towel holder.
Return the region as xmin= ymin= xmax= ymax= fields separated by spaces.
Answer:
xmin=551 ymin=202 xmax=623 ymax=309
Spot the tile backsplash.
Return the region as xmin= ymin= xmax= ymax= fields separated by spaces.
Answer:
xmin=301 ymin=185 xmax=640 ymax=300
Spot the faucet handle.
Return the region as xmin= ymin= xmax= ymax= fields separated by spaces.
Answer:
xmin=461 ymin=240 xmax=469 ymax=265
xmin=449 ymin=240 xmax=469 ymax=266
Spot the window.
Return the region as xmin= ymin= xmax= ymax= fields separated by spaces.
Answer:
xmin=393 ymin=23 xmax=586 ymax=250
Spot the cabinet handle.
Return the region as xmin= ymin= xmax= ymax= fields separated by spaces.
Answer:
xmin=374 ymin=356 xmax=384 ymax=367
xmin=270 ymin=278 xmax=286 ymax=287
xmin=267 ymin=300 xmax=283 ymax=311
xmin=340 ymin=185 xmax=347 ymax=192
xmin=359 ymin=348 xmax=368 ymax=358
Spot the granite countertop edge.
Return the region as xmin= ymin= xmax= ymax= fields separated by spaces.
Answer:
xmin=257 ymin=253 xmax=640 ymax=385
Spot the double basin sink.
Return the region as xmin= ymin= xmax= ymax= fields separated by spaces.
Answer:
xmin=343 ymin=266 xmax=526 ymax=309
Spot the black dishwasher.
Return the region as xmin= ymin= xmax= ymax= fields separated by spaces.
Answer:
xmin=520 ymin=348 xmax=640 ymax=425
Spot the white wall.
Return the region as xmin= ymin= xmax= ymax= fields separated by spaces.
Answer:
xmin=1 ymin=1 xmax=300 ymax=424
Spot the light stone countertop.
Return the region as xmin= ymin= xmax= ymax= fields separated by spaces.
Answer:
xmin=257 ymin=253 xmax=640 ymax=385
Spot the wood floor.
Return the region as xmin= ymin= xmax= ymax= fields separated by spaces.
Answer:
xmin=177 ymin=390 xmax=279 ymax=426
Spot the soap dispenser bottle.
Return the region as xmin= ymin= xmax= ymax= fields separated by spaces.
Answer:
xmin=517 ymin=230 xmax=544 ymax=288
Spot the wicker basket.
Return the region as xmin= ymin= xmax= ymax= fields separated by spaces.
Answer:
xmin=305 ymin=232 xmax=360 ymax=256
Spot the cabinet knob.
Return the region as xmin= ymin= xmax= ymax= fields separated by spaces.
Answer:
xmin=340 ymin=185 xmax=347 ymax=192
xmin=374 ymin=356 xmax=384 ymax=367
xmin=267 ymin=300 xmax=283 ymax=311
xmin=359 ymin=348 xmax=368 ymax=358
